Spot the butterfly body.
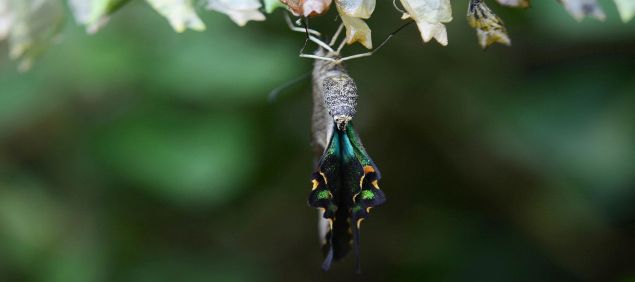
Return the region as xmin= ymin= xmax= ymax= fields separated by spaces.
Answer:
xmin=312 ymin=49 xmax=358 ymax=131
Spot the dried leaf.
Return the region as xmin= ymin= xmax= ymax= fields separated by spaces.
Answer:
xmin=207 ymin=0 xmax=266 ymax=26
xmin=399 ymin=0 xmax=453 ymax=46
xmin=145 ymin=0 xmax=206 ymax=32
xmin=68 ymin=0 xmax=130 ymax=34
xmin=334 ymin=0 xmax=375 ymax=19
xmin=337 ymin=5 xmax=372 ymax=49
xmin=558 ymin=0 xmax=606 ymax=21
xmin=6 ymin=0 xmax=64 ymax=72
xmin=614 ymin=0 xmax=635 ymax=22
xmin=467 ymin=0 xmax=511 ymax=49
xmin=263 ymin=0 xmax=286 ymax=13
xmin=281 ymin=0 xmax=332 ymax=17
xmin=496 ymin=0 xmax=530 ymax=8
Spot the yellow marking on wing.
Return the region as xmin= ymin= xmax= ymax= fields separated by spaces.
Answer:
xmin=356 ymin=218 xmax=365 ymax=229
xmin=359 ymin=174 xmax=366 ymax=189
xmin=311 ymin=179 xmax=319 ymax=190
xmin=319 ymin=172 xmax=328 ymax=184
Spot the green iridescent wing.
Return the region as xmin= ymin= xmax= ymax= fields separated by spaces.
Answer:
xmin=346 ymin=123 xmax=386 ymax=273
xmin=346 ymin=123 xmax=382 ymax=179
xmin=308 ymin=122 xmax=385 ymax=272
xmin=308 ymin=124 xmax=361 ymax=270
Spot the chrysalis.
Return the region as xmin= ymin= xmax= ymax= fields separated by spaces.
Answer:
xmin=467 ymin=0 xmax=511 ymax=49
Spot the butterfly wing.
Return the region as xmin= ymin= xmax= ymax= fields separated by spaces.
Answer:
xmin=346 ymin=123 xmax=385 ymax=273
xmin=309 ymin=123 xmax=385 ymax=272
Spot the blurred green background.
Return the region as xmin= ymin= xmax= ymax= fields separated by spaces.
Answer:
xmin=1 ymin=1 xmax=635 ymax=281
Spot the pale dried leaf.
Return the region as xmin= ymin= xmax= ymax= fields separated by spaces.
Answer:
xmin=337 ymin=5 xmax=372 ymax=49
xmin=496 ymin=0 xmax=530 ymax=8
xmin=467 ymin=0 xmax=511 ymax=49
xmin=69 ymin=0 xmax=130 ymax=34
xmin=281 ymin=0 xmax=332 ymax=17
xmin=146 ymin=0 xmax=206 ymax=32
xmin=207 ymin=0 xmax=265 ymax=26
xmin=301 ymin=0 xmax=332 ymax=16
xmin=7 ymin=0 xmax=64 ymax=72
xmin=399 ymin=0 xmax=452 ymax=46
xmin=334 ymin=0 xmax=375 ymax=19
xmin=558 ymin=0 xmax=606 ymax=21
xmin=414 ymin=21 xmax=447 ymax=45
xmin=614 ymin=0 xmax=635 ymax=22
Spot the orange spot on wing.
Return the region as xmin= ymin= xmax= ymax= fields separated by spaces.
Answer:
xmin=363 ymin=165 xmax=375 ymax=174
xmin=359 ymin=166 xmax=375 ymax=188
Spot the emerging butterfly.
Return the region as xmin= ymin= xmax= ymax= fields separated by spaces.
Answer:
xmin=283 ymin=14 xmax=408 ymax=272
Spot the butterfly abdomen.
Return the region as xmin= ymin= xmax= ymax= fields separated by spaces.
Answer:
xmin=312 ymin=49 xmax=358 ymax=131
xmin=323 ymin=74 xmax=357 ymax=130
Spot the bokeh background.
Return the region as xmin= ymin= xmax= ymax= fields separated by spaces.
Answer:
xmin=1 ymin=1 xmax=635 ymax=281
